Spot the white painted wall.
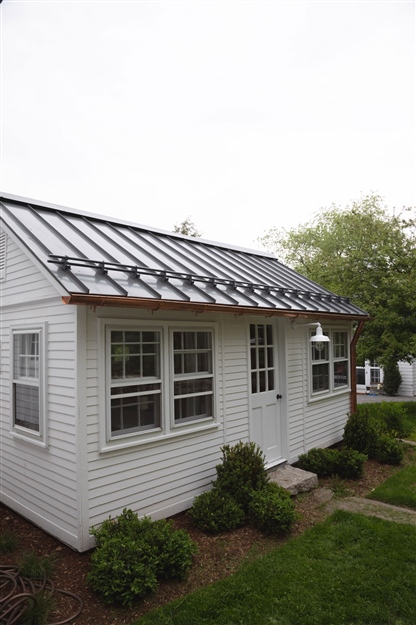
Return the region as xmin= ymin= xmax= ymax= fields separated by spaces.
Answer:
xmin=285 ymin=320 xmax=351 ymax=463
xmin=398 ymin=361 xmax=416 ymax=397
xmin=0 ymin=233 xmax=81 ymax=548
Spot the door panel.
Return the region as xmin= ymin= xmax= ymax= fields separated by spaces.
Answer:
xmin=250 ymin=323 xmax=282 ymax=465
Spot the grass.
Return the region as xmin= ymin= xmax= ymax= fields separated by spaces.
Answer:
xmin=367 ymin=462 xmax=416 ymax=510
xmin=135 ymin=511 xmax=416 ymax=625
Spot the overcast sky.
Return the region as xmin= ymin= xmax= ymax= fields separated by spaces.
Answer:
xmin=1 ymin=0 xmax=415 ymax=250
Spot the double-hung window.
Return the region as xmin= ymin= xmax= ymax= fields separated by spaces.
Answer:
xmin=105 ymin=324 xmax=216 ymax=445
xmin=311 ymin=329 xmax=349 ymax=396
xmin=172 ymin=330 xmax=214 ymax=424
xmin=12 ymin=327 xmax=45 ymax=442
xmin=109 ymin=329 xmax=162 ymax=436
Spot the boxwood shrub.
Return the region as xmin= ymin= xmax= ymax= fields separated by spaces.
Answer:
xmin=248 ymin=482 xmax=296 ymax=534
xmin=215 ymin=441 xmax=269 ymax=512
xmin=88 ymin=509 xmax=197 ymax=606
xmin=296 ymin=447 xmax=367 ymax=479
xmin=188 ymin=488 xmax=245 ymax=533
xmin=343 ymin=404 xmax=407 ymax=465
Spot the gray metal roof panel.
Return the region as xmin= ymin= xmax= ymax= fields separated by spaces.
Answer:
xmin=0 ymin=196 xmax=369 ymax=318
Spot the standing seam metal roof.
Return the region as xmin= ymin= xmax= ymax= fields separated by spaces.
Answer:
xmin=0 ymin=195 xmax=369 ymax=319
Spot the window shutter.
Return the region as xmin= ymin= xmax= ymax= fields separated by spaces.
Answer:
xmin=0 ymin=230 xmax=6 ymax=281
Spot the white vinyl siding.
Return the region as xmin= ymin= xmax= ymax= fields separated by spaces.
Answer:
xmin=398 ymin=361 xmax=416 ymax=397
xmin=0 ymin=299 xmax=80 ymax=548
xmin=0 ymin=231 xmax=81 ymax=547
xmin=287 ymin=321 xmax=352 ymax=462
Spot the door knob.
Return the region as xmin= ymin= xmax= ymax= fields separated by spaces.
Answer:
xmin=276 ymin=394 xmax=283 ymax=399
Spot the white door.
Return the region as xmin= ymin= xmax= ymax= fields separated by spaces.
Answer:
xmin=249 ymin=322 xmax=283 ymax=466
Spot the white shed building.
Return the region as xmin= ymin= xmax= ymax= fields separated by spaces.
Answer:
xmin=0 ymin=194 xmax=369 ymax=551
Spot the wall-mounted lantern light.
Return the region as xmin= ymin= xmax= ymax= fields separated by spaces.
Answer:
xmin=291 ymin=320 xmax=331 ymax=353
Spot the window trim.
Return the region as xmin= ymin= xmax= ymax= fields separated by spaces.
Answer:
xmin=308 ymin=327 xmax=350 ymax=401
xmin=99 ymin=318 xmax=219 ymax=452
xmin=10 ymin=323 xmax=48 ymax=447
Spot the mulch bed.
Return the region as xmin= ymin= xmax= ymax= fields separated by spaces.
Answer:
xmin=0 ymin=457 xmax=405 ymax=625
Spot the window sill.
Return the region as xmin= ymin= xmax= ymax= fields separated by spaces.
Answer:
xmin=308 ymin=387 xmax=351 ymax=404
xmin=11 ymin=429 xmax=47 ymax=448
xmin=100 ymin=420 xmax=220 ymax=453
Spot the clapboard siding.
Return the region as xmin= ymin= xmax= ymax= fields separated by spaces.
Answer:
xmin=0 ymin=247 xmax=79 ymax=548
xmin=398 ymin=362 xmax=416 ymax=397
xmin=0 ymin=234 xmax=58 ymax=304
xmin=286 ymin=321 xmax=352 ymax=462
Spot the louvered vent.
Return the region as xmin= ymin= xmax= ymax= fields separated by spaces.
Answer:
xmin=0 ymin=229 xmax=6 ymax=281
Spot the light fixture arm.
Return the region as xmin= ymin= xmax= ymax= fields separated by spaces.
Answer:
xmin=290 ymin=320 xmax=331 ymax=351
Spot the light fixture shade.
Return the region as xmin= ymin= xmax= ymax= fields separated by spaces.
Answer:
xmin=309 ymin=324 xmax=330 ymax=344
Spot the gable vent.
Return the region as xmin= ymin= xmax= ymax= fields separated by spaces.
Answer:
xmin=0 ymin=229 xmax=6 ymax=281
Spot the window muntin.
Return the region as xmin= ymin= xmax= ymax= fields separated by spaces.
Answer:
xmin=172 ymin=330 xmax=214 ymax=424
xmin=250 ymin=323 xmax=275 ymax=394
xmin=12 ymin=331 xmax=41 ymax=434
xmin=311 ymin=330 xmax=349 ymax=396
xmin=109 ymin=330 xmax=162 ymax=436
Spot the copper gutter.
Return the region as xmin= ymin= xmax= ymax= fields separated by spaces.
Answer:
xmin=350 ymin=319 xmax=367 ymax=415
xmin=62 ymin=293 xmax=369 ymax=323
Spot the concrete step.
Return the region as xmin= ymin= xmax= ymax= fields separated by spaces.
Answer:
xmin=268 ymin=464 xmax=318 ymax=495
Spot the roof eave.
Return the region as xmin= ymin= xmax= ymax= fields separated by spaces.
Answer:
xmin=62 ymin=293 xmax=370 ymax=322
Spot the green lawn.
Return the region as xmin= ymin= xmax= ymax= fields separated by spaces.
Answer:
xmin=136 ymin=511 xmax=416 ymax=625
xmin=368 ymin=461 xmax=416 ymax=510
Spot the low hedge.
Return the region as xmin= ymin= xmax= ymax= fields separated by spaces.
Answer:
xmin=296 ymin=447 xmax=367 ymax=479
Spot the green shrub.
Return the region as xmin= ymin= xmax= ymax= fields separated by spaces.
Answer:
xmin=297 ymin=447 xmax=339 ymax=476
xmin=296 ymin=447 xmax=367 ymax=479
xmin=343 ymin=407 xmax=382 ymax=456
xmin=88 ymin=509 xmax=197 ymax=606
xmin=336 ymin=447 xmax=367 ymax=479
xmin=382 ymin=361 xmax=402 ymax=396
xmin=376 ymin=434 xmax=404 ymax=465
xmin=374 ymin=403 xmax=412 ymax=438
xmin=88 ymin=535 xmax=159 ymax=605
xmin=148 ymin=519 xmax=198 ymax=580
xmin=215 ymin=441 xmax=269 ymax=511
xmin=189 ymin=488 xmax=245 ymax=534
xmin=248 ymin=482 xmax=296 ymax=534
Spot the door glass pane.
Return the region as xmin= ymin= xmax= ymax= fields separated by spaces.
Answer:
xmin=259 ymin=371 xmax=266 ymax=392
xmin=266 ymin=325 xmax=273 ymax=345
xmin=250 ymin=348 xmax=257 ymax=370
xmin=251 ymin=371 xmax=257 ymax=394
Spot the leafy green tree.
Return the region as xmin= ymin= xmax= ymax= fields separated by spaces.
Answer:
xmin=173 ymin=217 xmax=201 ymax=237
xmin=259 ymin=194 xmax=416 ymax=365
